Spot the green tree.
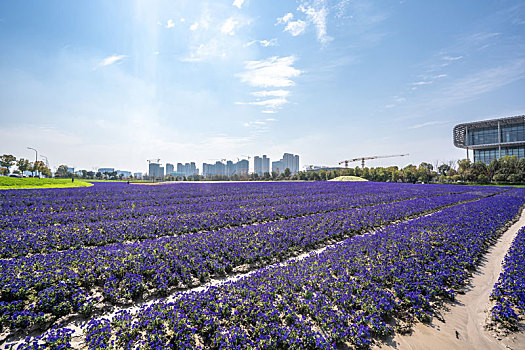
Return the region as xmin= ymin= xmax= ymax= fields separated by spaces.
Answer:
xmin=284 ymin=168 xmax=291 ymax=178
xmin=0 ymin=154 xmax=17 ymax=173
xmin=55 ymin=165 xmax=70 ymax=178
xmin=438 ymin=163 xmax=451 ymax=176
xmin=16 ymin=158 xmax=31 ymax=175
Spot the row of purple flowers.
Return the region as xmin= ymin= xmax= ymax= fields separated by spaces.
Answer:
xmin=489 ymin=226 xmax=525 ymax=331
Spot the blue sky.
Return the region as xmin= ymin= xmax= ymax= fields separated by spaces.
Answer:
xmin=1 ymin=0 xmax=525 ymax=173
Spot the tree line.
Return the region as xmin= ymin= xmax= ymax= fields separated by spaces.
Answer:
xmin=0 ymin=154 xmax=52 ymax=177
xmin=291 ymin=155 xmax=525 ymax=184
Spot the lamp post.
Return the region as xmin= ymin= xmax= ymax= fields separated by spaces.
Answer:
xmin=27 ymin=147 xmax=38 ymax=177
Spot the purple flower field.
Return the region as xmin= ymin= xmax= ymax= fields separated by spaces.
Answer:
xmin=1 ymin=182 xmax=523 ymax=349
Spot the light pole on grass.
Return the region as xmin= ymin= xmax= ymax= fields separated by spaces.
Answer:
xmin=27 ymin=147 xmax=38 ymax=177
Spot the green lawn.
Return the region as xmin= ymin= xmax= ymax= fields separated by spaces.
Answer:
xmin=0 ymin=177 xmax=93 ymax=189
xmin=328 ymin=176 xmax=368 ymax=182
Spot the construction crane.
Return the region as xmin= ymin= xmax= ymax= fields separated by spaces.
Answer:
xmin=339 ymin=154 xmax=409 ymax=169
xmin=208 ymin=158 xmax=227 ymax=163
xmin=147 ymin=158 xmax=160 ymax=165
xmin=241 ymin=155 xmax=251 ymax=160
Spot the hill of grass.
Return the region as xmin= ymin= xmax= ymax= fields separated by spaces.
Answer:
xmin=328 ymin=176 xmax=368 ymax=182
xmin=0 ymin=177 xmax=93 ymax=189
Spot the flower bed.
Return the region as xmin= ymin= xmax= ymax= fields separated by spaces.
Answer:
xmin=489 ymin=226 xmax=525 ymax=331
xmin=13 ymin=189 xmax=524 ymax=349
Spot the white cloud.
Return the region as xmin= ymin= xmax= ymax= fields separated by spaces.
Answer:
xmin=237 ymin=97 xmax=288 ymax=109
xmin=236 ymin=57 xmax=301 ymax=113
xmin=180 ymin=41 xmax=226 ymax=62
xmin=96 ymin=55 xmax=127 ymax=69
xmin=299 ymin=1 xmax=332 ymax=44
xmin=221 ymin=17 xmax=239 ymax=35
xmin=246 ymin=39 xmax=278 ymax=47
xmin=166 ymin=19 xmax=175 ymax=28
xmin=237 ymin=56 xmax=302 ymax=88
xmin=277 ymin=13 xmax=294 ymax=24
xmin=252 ymin=90 xmax=290 ymax=98
xmin=190 ymin=22 xmax=199 ymax=31
xmin=412 ymin=81 xmax=433 ymax=86
xmin=285 ymin=20 xmax=307 ymax=36
xmin=180 ymin=18 xmax=185 ymax=22
xmin=232 ymin=0 xmax=245 ymax=9
xmin=277 ymin=1 xmax=332 ymax=44
xmin=442 ymin=55 xmax=463 ymax=61
xmin=409 ymin=120 xmax=449 ymax=129
xmin=433 ymin=74 xmax=447 ymax=79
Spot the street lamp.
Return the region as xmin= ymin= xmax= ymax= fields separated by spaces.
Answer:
xmin=27 ymin=147 xmax=38 ymax=177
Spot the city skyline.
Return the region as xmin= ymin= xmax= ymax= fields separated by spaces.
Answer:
xmin=1 ymin=1 xmax=525 ymax=172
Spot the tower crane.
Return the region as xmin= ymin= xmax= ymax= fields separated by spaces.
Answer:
xmin=339 ymin=154 xmax=409 ymax=169
xmin=147 ymin=158 xmax=160 ymax=165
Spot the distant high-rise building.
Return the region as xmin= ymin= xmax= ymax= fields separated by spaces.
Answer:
xmin=148 ymin=163 xmax=163 ymax=178
xmin=254 ymin=155 xmax=270 ymax=176
xmin=133 ymin=172 xmax=143 ymax=179
xmin=166 ymin=163 xmax=174 ymax=175
xmin=273 ymin=153 xmax=300 ymax=174
xmin=175 ymin=162 xmax=198 ymax=177
xmin=271 ymin=160 xmax=283 ymax=174
xmin=202 ymin=159 xmax=249 ymax=178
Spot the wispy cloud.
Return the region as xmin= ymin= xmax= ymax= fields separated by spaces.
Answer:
xmin=237 ymin=56 xmax=301 ymax=88
xmin=277 ymin=12 xmax=307 ymax=36
xmin=246 ymin=39 xmax=278 ymax=47
xmin=166 ymin=19 xmax=175 ymax=28
xmin=277 ymin=13 xmax=294 ymax=24
xmin=442 ymin=55 xmax=463 ymax=61
xmin=252 ymin=90 xmax=290 ymax=98
xmin=436 ymin=60 xmax=525 ymax=105
xmin=408 ymin=120 xmax=449 ymax=129
xmin=190 ymin=22 xmax=199 ymax=31
xmin=299 ymin=0 xmax=332 ymax=44
xmin=180 ymin=41 xmax=226 ymax=62
xmin=221 ymin=17 xmax=239 ymax=35
xmin=236 ymin=56 xmax=301 ymax=113
xmin=412 ymin=81 xmax=433 ymax=86
xmin=285 ymin=20 xmax=307 ymax=36
xmin=95 ymin=54 xmax=127 ymax=69
xmin=232 ymin=0 xmax=245 ymax=9
xmin=277 ymin=1 xmax=332 ymax=44
xmin=236 ymin=97 xmax=288 ymax=110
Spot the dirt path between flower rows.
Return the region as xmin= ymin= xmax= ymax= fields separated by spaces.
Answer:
xmin=375 ymin=207 xmax=525 ymax=350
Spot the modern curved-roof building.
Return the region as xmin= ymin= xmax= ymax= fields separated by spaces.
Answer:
xmin=453 ymin=115 xmax=525 ymax=163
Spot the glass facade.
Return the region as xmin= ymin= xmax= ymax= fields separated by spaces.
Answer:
xmin=467 ymin=122 xmax=525 ymax=146
xmin=502 ymin=146 xmax=525 ymax=158
xmin=474 ymin=148 xmax=499 ymax=164
xmin=501 ymin=124 xmax=525 ymax=143
xmin=474 ymin=146 xmax=525 ymax=163
xmin=468 ymin=127 xmax=499 ymax=145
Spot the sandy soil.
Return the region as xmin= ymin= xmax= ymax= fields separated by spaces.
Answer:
xmin=375 ymin=208 xmax=525 ymax=350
